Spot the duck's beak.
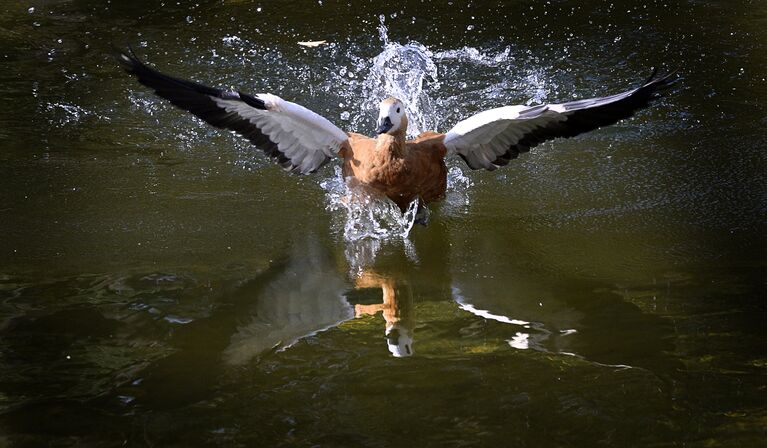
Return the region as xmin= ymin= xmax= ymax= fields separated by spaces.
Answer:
xmin=377 ymin=116 xmax=393 ymax=134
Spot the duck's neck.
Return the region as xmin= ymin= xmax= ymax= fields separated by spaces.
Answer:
xmin=376 ymin=129 xmax=407 ymax=158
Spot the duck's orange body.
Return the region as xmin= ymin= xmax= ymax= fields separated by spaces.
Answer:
xmin=340 ymin=131 xmax=447 ymax=211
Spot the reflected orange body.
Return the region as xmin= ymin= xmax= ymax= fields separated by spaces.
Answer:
xmin=339 ymin=130 xmax=448 ymax=211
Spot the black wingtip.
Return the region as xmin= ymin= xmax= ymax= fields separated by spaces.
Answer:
xmin=643 ymin=66 xmax=681 ymax=90
xmin=238 ymin=91 xmax=268 ymax=110
xmin=115 ymin=46 xmax=225 ymax=99
xmin=661 ymin=67 xmax=682 ymax=87
xmin=115 ymin=46 xmax=267 ymax=111
xmin=644 ymin=67 xmax=659 ymax=84
xmin=127 ymin=44 xmax=139 ymax=59
xmin=114 ymin=45 xmax=144 ymax=74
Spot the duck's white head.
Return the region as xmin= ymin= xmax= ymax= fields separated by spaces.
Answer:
xmin=385 ymin=324 xmax=413 ymax=357
xmin=377 ymin=97 xmax=407 ymax=135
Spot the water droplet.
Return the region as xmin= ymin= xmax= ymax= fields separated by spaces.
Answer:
xmin=28 ymin=6 xmax=35 ymax=13
xmin=164 ymin=315 xmax=194 ymax=325
xmin=118 ymin=395 xmax=135 ymax=405
xmin=466 ymin=24 xmax=475 ymax=31
xmin=222 ymin=35 xmax=242 ymax=46
xmin=186 ymin=15 xmax=193 ymax=23
xmin=340 ymin=111 xmax=350 ymax=120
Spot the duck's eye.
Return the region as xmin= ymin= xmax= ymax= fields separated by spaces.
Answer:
xmin=396 ymin=107 xmax=400 ymax=113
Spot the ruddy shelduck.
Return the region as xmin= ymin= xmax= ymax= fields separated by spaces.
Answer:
xmin=118 ymin=49 xmax=675 ymax=212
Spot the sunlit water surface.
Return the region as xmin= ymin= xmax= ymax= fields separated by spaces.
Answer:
xmin=1 ymin=0 xmax=765 ymax=446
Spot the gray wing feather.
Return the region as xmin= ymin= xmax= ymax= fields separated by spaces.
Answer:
xmin=118 ymin=49 xmax=348 ymax=174
xmin=444 ymin=70 xmax=678 ymax=170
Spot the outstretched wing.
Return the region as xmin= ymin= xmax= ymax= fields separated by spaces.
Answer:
xmin=443 ymin=70 xmax=677 ymax=170
xmin=118 ymin=49 xmax=349 ymax=174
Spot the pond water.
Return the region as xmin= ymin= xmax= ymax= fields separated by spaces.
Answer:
xmin=1 ymin=0 xmax=765 ymax=446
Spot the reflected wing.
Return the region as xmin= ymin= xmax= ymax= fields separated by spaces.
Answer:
xmin=223 ymin=240 xmax=353 ymax=365
xmin=118 ymin=49 xmax=349 ymax=174
xmin=443 ymin=70 xmax=677 ymax=170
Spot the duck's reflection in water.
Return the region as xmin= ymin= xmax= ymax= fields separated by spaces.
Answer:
xmin=222 ymin=242 xmax=354 ymax=364
xmin=222 ymin=236 xmax=421 ymax=364
xmin=353 ymin=270 xmax=415 ymax=357
xmin=98 ymin=225 xmax=676 ymax=413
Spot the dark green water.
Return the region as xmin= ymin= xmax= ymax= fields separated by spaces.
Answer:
xmin=1 ymin=0 xmax=765 ymax=446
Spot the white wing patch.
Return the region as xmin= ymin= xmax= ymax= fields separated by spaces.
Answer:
xmin=444 ymin=105 xmax=566 ymax=170
xmin=119 ymin=50 xmax=351 ymax=175
xmin=213 ymin=94 xmax=348 ymax=174
xmin=443 ymin=71 xmax=675 ymax=170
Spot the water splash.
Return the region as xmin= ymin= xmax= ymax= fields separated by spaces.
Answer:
xmin=360 ymin=16 xmax=440 ymax=137
xmin=442 ymin=166 xmax=475 ymax=216
xmin=319 ymin=18 xmax=544 ymax=241
xmin=522 ymin=69 xmax=550 ymax=105
xmin=44 ymin=102 xmax=94 ymax=126
xmin=320 ymin=166 xmax=419 ymax=242
xmin=432 ymin=46 xmax=512 ymax=67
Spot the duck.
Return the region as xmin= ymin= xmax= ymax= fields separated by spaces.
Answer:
xmin=117 ymin=49 xmax=676 ymax=212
